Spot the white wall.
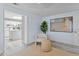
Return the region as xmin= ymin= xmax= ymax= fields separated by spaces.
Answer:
xmin=46 ymin=11 xmax=79 ymax=46
xmin=22 ymin=15 xmax=42 ymax=44
xmin=27 ymin=15 xmax=42 ymax=44
xmin=0 ymin=4 xmax=4 ymax=54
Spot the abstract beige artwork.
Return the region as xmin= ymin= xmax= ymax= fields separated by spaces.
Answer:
xmin=50 ymin=16 xmax=73 ymax=32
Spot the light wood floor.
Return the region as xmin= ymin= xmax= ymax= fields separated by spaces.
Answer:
xmin=11 ymin=44 xmax=79 ymax=56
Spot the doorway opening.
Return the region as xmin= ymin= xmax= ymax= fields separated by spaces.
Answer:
xmin=4 ymin=10 xmax=24 ymax=55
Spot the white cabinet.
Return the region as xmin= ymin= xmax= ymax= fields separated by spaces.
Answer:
xmin=10 ymin=30 xmax=21 ymax=41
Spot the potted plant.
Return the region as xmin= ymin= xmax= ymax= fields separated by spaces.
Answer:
xmin=40 ymin=21 xmax=52 ymax=52
xmin=40 ymin=20 xmax=48 ymax=34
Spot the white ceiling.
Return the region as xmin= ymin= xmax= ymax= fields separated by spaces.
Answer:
xmin=7 ymin=3 xmax=79 ymax=16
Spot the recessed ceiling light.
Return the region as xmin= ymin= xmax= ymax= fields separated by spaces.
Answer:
xmin=13 ymin=3 xmax=18 ymax=5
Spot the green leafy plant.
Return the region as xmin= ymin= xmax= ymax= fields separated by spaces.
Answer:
xmin=40 ymin=20 xmax=48 ymax=34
